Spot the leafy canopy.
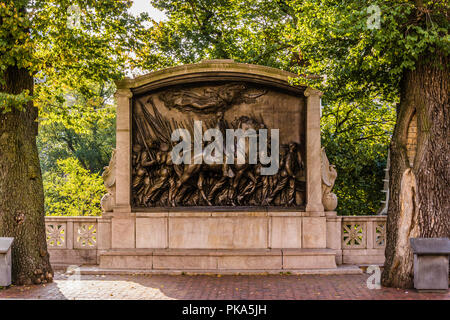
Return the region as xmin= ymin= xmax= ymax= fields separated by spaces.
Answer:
xmin=287 ymin=0 xmax=447 ymax=214
xmin=1 ymin=0 xmax=147 ymax=215
xmin=136 ymin=0 xmax=400 ymax=214
xmin=43 ymin=157 xmax=105 ymax=216
xmin=1 ymin=0 xmax=147 ymax=110
xmin=321 ymin=99 xmax=395 ymax=215
xmin=6 ymin=1 xmax=441 ymax=215
xmin=135 ymin=0 xmax=297 ymax=71
xmin=289 ymin=0 xmax=449 ymax=102
xmin=37 ymin=80 xmax=116 ymax=175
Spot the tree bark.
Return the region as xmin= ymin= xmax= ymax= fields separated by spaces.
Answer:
xmin=0 ymin=66 xmax=53 ymax=285
xmin=382 ymin=51 xmax=449 ymax=288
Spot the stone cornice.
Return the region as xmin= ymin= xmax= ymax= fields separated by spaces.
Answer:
xmin=304 ymin=87 xmax=323 ymax=98
xmin=114 ymin=88 xmax=133 ymax=98
xmin=116 ymin=60 xmax=308 ymax=95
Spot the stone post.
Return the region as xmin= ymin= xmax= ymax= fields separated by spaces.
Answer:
xmin=304 ymin=87 xmax=324 ymax=214
xmin=110 ymin=88 xmax=136 ymax=249
xmin=326 ymin=211 xmax=342 ymax=264
xmin=97 ymin=217 xmax=112 ymax=250
xmin=66 ymin=220 xmax=74 ymax=250
xmin=114 ymin=88 xmax=133 ymax=214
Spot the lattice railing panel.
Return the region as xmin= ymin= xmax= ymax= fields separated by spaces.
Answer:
xmin=75 ymin=223 xmax=97 ymax=248
xmin=374 ymin=221 xmax=386 ymax=248
xmin=342 ymin=222 xmax=366 ymax=249
xmin=46 ymin=223 xmax=66 ymax=248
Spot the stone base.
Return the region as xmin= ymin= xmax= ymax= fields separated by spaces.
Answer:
xmin=342 ymin=249 xmax=385 ymax=265
xmin=48 ymin=249 xmax=98 ymax=265
xmin=413 ymin=254 xmax=449 ymax=291
xmin=416 ymin=289 xmax=449 ymax=293
xmin=99 ymin=248 xmax=337 ymax=271
xmin=69 ymin=264 xmax=362 ymax=275
xmin=99 ymin=210 xmax=342 ymax=272
xmin=107 ymin=210 xmax=328 ymax=250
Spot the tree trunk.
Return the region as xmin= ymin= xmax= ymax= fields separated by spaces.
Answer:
xmin=382 ymin=51 xmax=449 ymax=288
xmin=0 ymin=66 xmax=53 ymax=285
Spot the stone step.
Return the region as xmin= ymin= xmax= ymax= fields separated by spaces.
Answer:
xmin=98 ymin=248 xmax=338 ymax=271
xmin=58 ymin=264 xmax=362 ymax=276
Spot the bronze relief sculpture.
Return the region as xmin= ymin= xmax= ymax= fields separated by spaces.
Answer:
xmin=159 ymin=82 xmax=267 ymax=114
xmin=131 ymin=81 xmax=306 ymax=208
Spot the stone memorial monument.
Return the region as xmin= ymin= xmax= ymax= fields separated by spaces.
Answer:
xmin=99 ymin=60 xmax=340 ymax=271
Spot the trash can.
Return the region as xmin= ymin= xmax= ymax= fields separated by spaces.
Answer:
xmin=0 ymin=237 xmax=14 ymax=287
xmin=410 ymin=238 xmax=450 ymax=292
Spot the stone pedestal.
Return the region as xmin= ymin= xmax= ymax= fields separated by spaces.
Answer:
xmin=100 ymin=248 xmax=337 ymax=271
xmin=411 ymin=238 xmax=450 ymax=291
xmin=100 ymin=211 xmax=336 ymax=270
xmin=413 ymin=255 xmax=449 ymax=291
xmin=0 ymin=238 xmax=13 ymax=287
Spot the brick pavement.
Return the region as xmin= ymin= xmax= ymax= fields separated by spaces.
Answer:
xmin=0 ymin=272 xmax=448 ymax=300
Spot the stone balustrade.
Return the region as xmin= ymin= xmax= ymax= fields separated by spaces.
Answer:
xmin=44 ymin=215 xmax=386 ymax=268
xmin=340 ymin=216 xmax=386 ymax=265
xmin=45 ymin=216 xmax=111 ymax=266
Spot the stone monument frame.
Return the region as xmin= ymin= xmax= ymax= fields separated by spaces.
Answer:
xmin=100 ymin=60 xmax=336 ymax=271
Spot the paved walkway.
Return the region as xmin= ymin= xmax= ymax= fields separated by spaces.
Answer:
xmin=0 ymin=272 xmax=448 ymax=300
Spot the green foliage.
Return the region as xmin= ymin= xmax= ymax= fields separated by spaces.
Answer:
xmin=0 ymin=90 xmax=32 ymax=113
xmin=135 ymin=0 xmax=297 ymax=71
xmin=0 ymin=0 xmax=136 ymax=215
xmin=286 ymin=0 xmax=447 ymax=215
xmin=37 ymin=80 xmax=115 ymax=215
xmin=1 ymin=0 xmax=147 ymax=111
xmin=289 ymin=0 xmax=449 ymax=103
xmin=43 ymin=157 xmax=105 ymax=216
xmin=0 ymin=1 xmax=34 ymax=78
xmin=37 ymin=80 xmax=116 ymax=174
xmin=5 ymin=0 xmax=442 ymax=217
xmin=137 ymin=0 xmax=398 ymax=215
xmin=321 ymin=100 xmax=395 ymax=215
xmin=30 ymin=0 xmax=146 ymax=85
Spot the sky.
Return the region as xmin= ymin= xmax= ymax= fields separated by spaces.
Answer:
xmin=129 ymin=0 xmax=167 ymax=22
